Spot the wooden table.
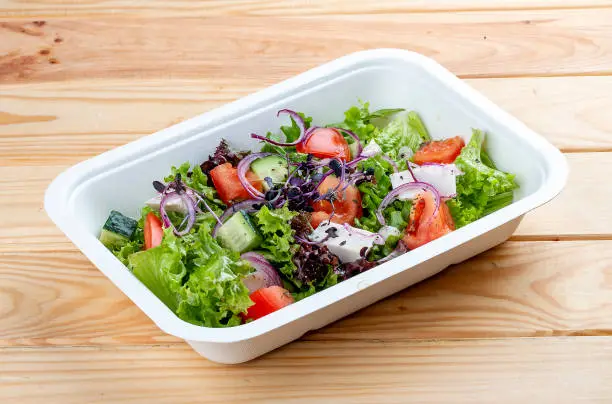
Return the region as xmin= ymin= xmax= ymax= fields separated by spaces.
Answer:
xmin=2 ymin=1 xmax=612 ymax=402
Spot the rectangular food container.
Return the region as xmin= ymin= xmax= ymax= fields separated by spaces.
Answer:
xmin=45 ymin=49 xmax=568 ymax=364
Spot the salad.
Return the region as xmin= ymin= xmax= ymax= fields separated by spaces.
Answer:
xmin=99 ymin=102 xmax=517 ymax=327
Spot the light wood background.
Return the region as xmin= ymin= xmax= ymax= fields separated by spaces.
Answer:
xmin=2 ymin=1 xmax=612 ymax=403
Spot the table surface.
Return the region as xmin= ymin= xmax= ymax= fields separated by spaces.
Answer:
xmin=2 ymin=1 xmax=612 ymax=403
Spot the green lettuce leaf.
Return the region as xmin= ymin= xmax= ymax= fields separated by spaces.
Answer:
xmin=175 ymin=225 xmax=253 ymax=327
xmin=335 ymin=102 xmax=380 ymax=145
xmin=129 ymin=244 xmax=186 ymax=312
xmin=372 ymin=111 xmax=431 ymax=161
xmin=260 ymin=112 xmax=312 ymax=159
xmin=253 ymin=206 xmax=298 ymax=271
xmin=354 ymin=156 xmax=411 ymax=233
xmin=128 ymin=213 xmax=253 ymax=328
xmin=164 ymin=162 xmax=221 ymax=205
xmin=368 ymin=233 xmax=401 ymax=262
xmin=112 ymin=239 xmax=142 ymax=267
xmin=449 ymin=129 xmax=518 ymax=227
xmin=292 ymin=267 xmax=338 ymax=301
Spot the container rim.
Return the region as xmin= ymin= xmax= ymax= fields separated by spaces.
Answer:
xmin=45 ymin=48 xmax=568 ymax=343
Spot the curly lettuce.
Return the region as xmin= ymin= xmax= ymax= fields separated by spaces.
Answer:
xmin=252 ymin=206 xmax=337 ymax=299
xmin=448 ymin=129 xmax=517 ymax=227
xmin=127 ymin=214 xmax=253 ymax=328
xmin=372 ymin=111 xmax=431 ymax=161
xmin=164 ymin=162 xmax=222 ymax=206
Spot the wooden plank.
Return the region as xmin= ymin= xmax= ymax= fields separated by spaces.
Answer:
xmin=2 ymin=0 xmax=612 ymax=18
xmin=3 ymin=10 xmax=612 ymax=84
xmin=2 ymin=241 xmax=611 ymax=347
xmin=2 ymin=76 xmax=612 ymax=157
xmin=516 ymin=153 xmax=612 ymax=239
xmin=1 ymin=153 xmax=609 ymax=253
xmin=1 ymin=338 xmax=611 ymax=403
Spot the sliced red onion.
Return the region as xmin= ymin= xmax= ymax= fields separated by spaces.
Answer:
xmin=346 ymin=155 xmax=367 ymax=169
xmin=191 ymin=192 xmax=222 ymax=225
xmin=376 ymin=181 xmax=441 ymax=226
xmin=300 ymin=126 xmax=320 ymax=146
xmin=236 ymin=152 xmax=272 ymax=199
xmin=342 ymin=223 xmax=385 ymax=245
xmin=241 ymin=252 xmax=282 ymax=293
xmin=160 ymin=191 xmax=197 ymax=236
xmin=380 ymin=155 xmax=399 ymax=173
xmin=406 ymin=163 xmax=417 ymax=182
xmin=212 ymin=199 xmax=262 ymax=237
xmin=251 ymin=109 xmax=306 ymax=146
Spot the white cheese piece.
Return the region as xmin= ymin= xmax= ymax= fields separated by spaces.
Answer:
xmin=361 ymin=140 xmax=383 ymax=157
xmin=378 ymin=225 xmax=401 ymax=241
xmin=145 ymin=193 xmax=188 ymax=214
xmin=310 ymin=222 xmax=384 ymax=263
xmin=390 ymin=163 xmax=461 ymax=199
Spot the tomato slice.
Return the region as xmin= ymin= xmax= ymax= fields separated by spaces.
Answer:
xmin=413 ymin=136 xmax=465 ymax=165
xmin=210 ymin=162 xmax=263 ymax=205
xmin=402 ymin=191 xmax=455 ymax=250
xmin=296 ymin=128 xmax=351 ymax=161
xmin=144 ymin=212 xmax=163 ymax=250
xmin=310 ymin=175 xmax=362 ymax=228
xmin=243 ymin=286 xmax=294 ymax=321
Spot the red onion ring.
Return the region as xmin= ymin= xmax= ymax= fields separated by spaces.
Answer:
xmin=380 ymin=155 xmax=399 ymax=173
xmin=240 ymin=252 xmax=282 ymax=293
xmin=236 ymin=152 xmax=273 ymax=199
xmin=336 ymin=128 xmax=363 ymax=157
xmin=375 ymin=181 xmax=441 ymax=226
xmin=377 ymin=240 xmax=409 ymax=263
xmin=160 ymin=191 xmax=197 ymax=236
xmin=250 ymin=109 xmax=306 ymax=146
xmin=406 ymin=163 xmax=417 ymax=182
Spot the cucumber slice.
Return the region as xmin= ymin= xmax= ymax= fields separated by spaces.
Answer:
xmin=250 ymin=155 xmax=288 ymax=190
xmin=216 ymin=211 xmax=262 ymax=253
xmin=100 ymin=210 xmax=137 ymax=249
xmin=100 ymin=229 xmax=130 ymax=249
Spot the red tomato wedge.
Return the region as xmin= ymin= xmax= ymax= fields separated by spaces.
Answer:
xmin=210 ymin=162 xmax=263 ymax=205
xmin=310 ymin=175 xmax=363 ymax=229
xmin=402 ymin=191 xmax=455 ymax=250
xmin=243 ymin=286 xmax=294 ymax=321
xmin=296 ymin=128 xmax=351 ymax=161
xmin=144 ymin=212 xmax=163 ymax=250
xmin=413 ymin=136 xmax=465 ymax=165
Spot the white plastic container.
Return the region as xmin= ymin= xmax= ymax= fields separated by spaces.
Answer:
xmin=45 ymin=49 xmax=568 ymax=364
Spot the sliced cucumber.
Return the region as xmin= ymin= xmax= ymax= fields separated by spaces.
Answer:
xmin=216 ymin=211 xmax=262 ymax=253
xmin=250 ymin=155 xmax=288 ymax=190
xmin=100 ymin=210 xmax=137 ymax=249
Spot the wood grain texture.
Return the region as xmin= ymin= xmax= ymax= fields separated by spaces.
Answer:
xmin=2 ymin=153 xmax=610 ymax=254
xmin=2 ymin=76 xmax=612 ymax=158
xmin=3 ymin=0 xmax=612 ymax=401
xmin=1 ymin=338 xmax=612 ymax=403
xmin=3 ymin=0 xmax=612 ymax=18
xmin=2 ymin=241 xmax=611 ymax=347
xmin=3 ymin=9 xmax=612 ymax=84
xmin=517 ymin=153 xmax=612 ymax=239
